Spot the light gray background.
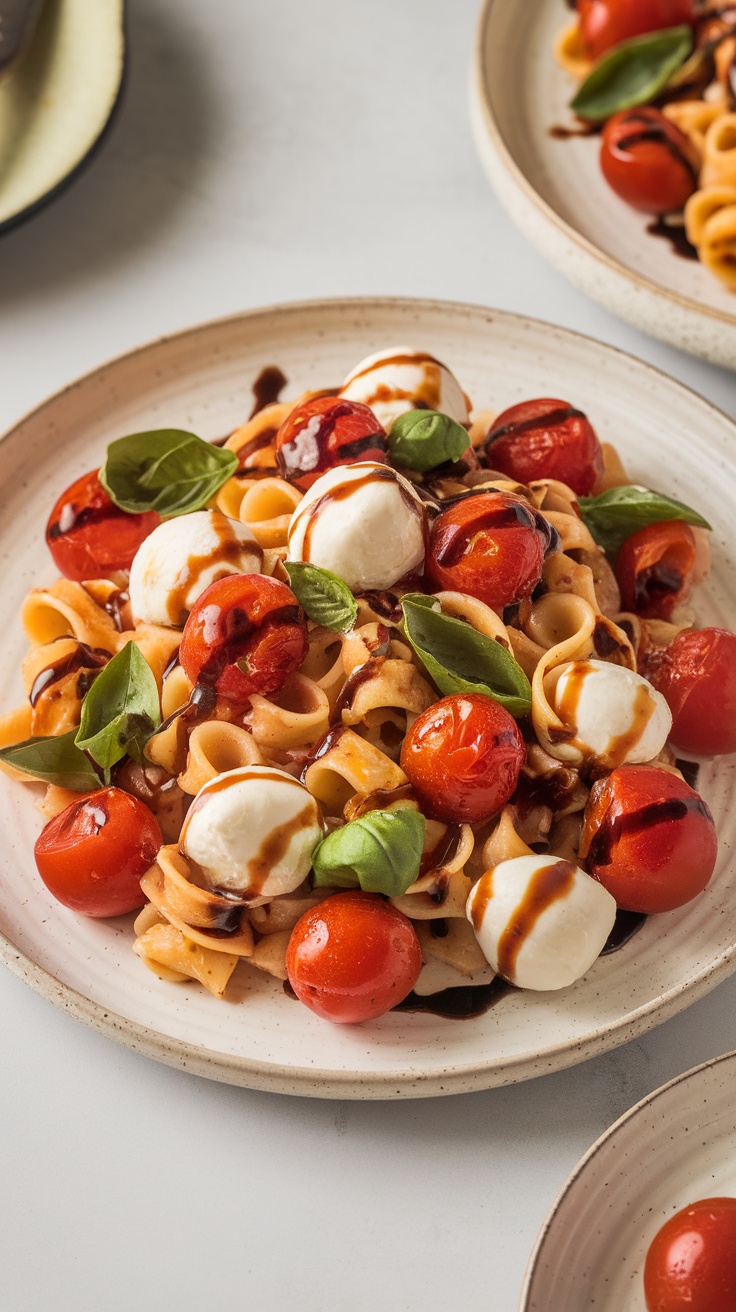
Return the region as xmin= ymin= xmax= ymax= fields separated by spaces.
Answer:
xmin=1 ymin=3 xmax=735 ymax=1309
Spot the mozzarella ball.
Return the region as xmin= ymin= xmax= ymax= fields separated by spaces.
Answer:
xmin=129 ymin=510 xmax=263 ymax=628
xmin=181 ymin=766 xmax=324 ymax=901
xmin=547 ymin=659 xmax=672 ymax=768
xmin=287 ymin=460 xmax=426 ymax=591
xmin=339 ymin=347 xmax=470 ymax=430
xmin=467 ymin=855 xmax=617 ymax=990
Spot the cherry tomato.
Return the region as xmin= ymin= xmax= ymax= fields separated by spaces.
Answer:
xmin=275 ymin=396 xmax=388 ymax=491
xmin=286 ymin=891 xmax=422 ymax=1023
xmin=34 ymin=786 xmax=162 ymax=917
xmin=400 ymin=693 xmax=525 ymax=825
xmin=644 ymin=1197 xmax=736 ymax=1312
xmin=647 ymin=628 xmax=736 ymax=757
xmin=180 ymin=573 xmax=307 ymax=704
xmin=601 ymin=109 xmax=699 ymax=215
xmin=46 ymin=470 xmax=160 ymax=582
xmin=580 ymin=764 xmax=717 ymax=913
xmin=483 ymin=398 xmax=604 ymax=496
xmin=426 ymin=490 xmax=556 ymax=610
xmin=577 ymin=0 xmax=696 ymax=60
xmin=616 ymin=521 xmax=698 ymax=620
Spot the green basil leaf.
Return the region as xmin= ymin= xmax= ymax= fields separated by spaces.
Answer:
xmin=75 ymin=643 xmax=161 ymax=772
xmin=312 ymin=807 xmax=425 ymax=897
xmin=0 ymin=731 xmax=101 ymax=791
xmin=100 ymin=429 xmax=238 ymax=518
xmin=283 ymin=561 xmax=358 ymax=632
xmin=388 ymin=409 xmax=470 ymax=473
xmin=578 ymin=485 xmax=711 ymax=557
xmin=570 ymin=26 xmax=693 ymax=122
xmin=400 ymin=594 xmax=532 ymax=717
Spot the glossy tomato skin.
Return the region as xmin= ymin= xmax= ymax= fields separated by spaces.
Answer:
xmin=601 ymin=109 xmax=699 ymax=215
xmin=426 ymin=491 xmax=557 ymax=611
xmin=286 ymin=891 xmax=422 ymax=1023
xmin=275 ymin=396 xmax=388 ymax=491
xmin=34 ymin=786 xmax=162 ymax=917
xmin=46 ymin=469 xmax=160 ymax=582
xmin=644 ymin=1197 xmax=736 ymax=1312
xmin=647 ymin=628 xmax=736 ymax=757
xmin=483 ymin=398 xmax=604 ymax=496
xmin=616 ymin=521 xmax=698 ymax=620
xmin=400 ymin=693 xmax=525 ymax=825
xmin=577 ymin=0 xmax=696 ymax=60
xmin=580 ymin=764 xmax=717 ymax=913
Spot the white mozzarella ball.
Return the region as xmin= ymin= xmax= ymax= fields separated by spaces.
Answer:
xmin=339 ymin=347 xmax=470 ymax=429
xmin=547 ymin=659 xmax=672 ymax=768
xmin=129 ymin=510 xmax=263 ymax=628
xmin=287 ymin=460 xmax=426 ymax=591
xmin=466 ymin=855 xmax=616 ymax=991
xmin=181 ymin=766 xmax=324 ymax=902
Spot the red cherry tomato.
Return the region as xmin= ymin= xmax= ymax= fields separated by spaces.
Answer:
xmin=275 ymin=396 xmax=388 ymax=491
xmin=601 ymin=109 xmax=699 ymax=215
xmin=426 ymin=490 xmax=556 ymax=610
xmin=644 ymin=1197 xmax=736 ymax=1312
xmin=616 ymin=521 xmax=698 ymax=620
xmin=400 ymin=693 xmax=525 ymax=825
xmin=46 ymin=469 xmax=160 ymax=582
xmin=286 ymin=891 xmax=422 ymax=1023
xmin=34 ymin=786 xmax=162 ymax=917
xmin=577 ymin=0 xmax=696 ymax=60
xmin=483 ymin=398 xmax=604 ymax=496
xmin=580 ymin=764 xmax=717 ymax=913
xmin=180 ymin=573 xmax=308 ymax=704
xmin=647 ymin=628 xmax=736 ymax=757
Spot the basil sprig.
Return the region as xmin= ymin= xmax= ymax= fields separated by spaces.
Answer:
xmin=283 ymin=561 xmax=358 ymax=633
xmin=75 ymin=643 xmax=161 ymax=778
xmin=312 ymin=807 xmax=425 ymax=897
xmin=400 ymin=594 xmax=532 ymax=718
xmin=388 ymin=409 xmax=470 ymax=473
xmin=578 ymin=485 xmax=711 ymax=557
xmin=0 ymin=730 xmax=101 ymax=791
xmin=100 ymin=429 xmax=238 ymax=518
xmin=571 ymin=26 xmax=693 ymax=122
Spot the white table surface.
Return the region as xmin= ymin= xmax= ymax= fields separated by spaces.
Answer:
xmin=0 ymin=3 xmax=734 ymax=1309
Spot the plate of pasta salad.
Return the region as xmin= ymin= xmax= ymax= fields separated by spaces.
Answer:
xmin=1 ymin=296 xmax=735 ymax=1099
xmin=471 ymin=0 xmax=736 ymax=368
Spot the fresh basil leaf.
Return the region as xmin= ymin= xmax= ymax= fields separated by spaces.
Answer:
xmin=388 ymin=409 xmax=470 ymax=473
xmin=283 ymin=561 xmax=358 ymax=632
xmin=100 ymin=429 xmax=238 ymax=518
xmin=578 ymin=485 xmax=711 ymax=557
xmin=400 ymin=594 xmax=532 ymax=717
xmin=0 ymin=731 xmax=101 ymax=791
xmin=571 ymin=26 xmax=693 ymax=122
xmin=75 ymin=643 xmax=161 ymax=772
xmin=312 ymin=807 xmax=425 ymax=897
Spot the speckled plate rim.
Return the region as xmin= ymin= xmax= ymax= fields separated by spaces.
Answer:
xmin=2 ymin=295 xmax=736 ymax=1101
xmin=470 ymin=0 xmax=736 ymax=370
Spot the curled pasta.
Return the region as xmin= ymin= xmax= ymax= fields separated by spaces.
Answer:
xmin=701 ymin=113 xmax=736 ymax=187
xmin=177 ymin=721 xmax=265 ymax=795
xmin=303 ymin=728 xmax=407 ymax=815
xmin=22 ymin=580 xmax=122 ymax=651
xmin=247 ymin=673 xmax=330 ymax=750
xmin=139 ymin=846 xmax=255 ymax=954
xmin=663 ymin=100 xmax=726 ymax=161
xmin=554 ymin=18 xmax=591 ymax=80
xmin=232 ymin=477 xmax=302 ymax=549
xmin=685 ymin=185 xmax=736 ymax=290
xmin=133 ymin=922 xmax=240 ymax=996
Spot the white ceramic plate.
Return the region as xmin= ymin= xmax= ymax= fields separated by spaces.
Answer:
xmin=2 ymin=296 xmax=736 ymax=1100
xmin=470 ymin=0 xmax=736 ymax=369
xmin=521 ymin=1049 xmax=736 ymax=1309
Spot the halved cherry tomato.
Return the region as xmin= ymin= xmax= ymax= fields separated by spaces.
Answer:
xmin=34 ymin=786 xmax=162 ymax=917
xmin=644 ymin=1197 xmax=736 ymax=1312
xmin=426 ymin=490 xmax=556 ymax=611
xmin=286 ymin=891 xmax=422 ymax=1023
xmin=46 ymin=469 xmax=160 ymax=582
xmin=616 ymin=521 xmax=698 ymax=620
xmin=483 ymin=398 xmax=604 ymax=496
xmin=275 ymin=396 xmax=388 ymax=491
xmin=179 ymin=573 xmax=308 ymax=704
xmin=400 ymin=693 xmax=525 ymax=825
xmin=577 ymin=0 xmax=696 ymax=60
xmin=647 ymin=628 xmax=736 ymax=757
xmin=601 ymin=109 xmax=699 ymax=215
xmin=580 ymin=764 xmax=717 ymax=913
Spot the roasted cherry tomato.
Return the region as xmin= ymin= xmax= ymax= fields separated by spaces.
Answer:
xmin=426 ymin=490 xmax=556 ymax=611
xmin=647 ymin=628 xmax=736 ymax=757
xmin=601 ymin=109 xmax=699 ymax=215
xmin=577 ymin=0 xmax=696 ymax=60
xmin=275 ymin=396 xmax=388 ymax=491
xmin=400 ymin=693 xmax=525 ymax=825
xmin=484 ymin=398 xmax=603 ymax=496
xmin=179 ymin=573 xmax=308 ymax=703
xmin=616 ymin=521 xmax=699 ymax=620
xmin=644 ymin=1197 xmax=736 ymax=1312
xmin=34 ymin=786 xmax=162 ymax=917
xmin=46 ymin=469 xmax=160 ymax=582
xmin=580 ymin=764 xmax=717 ymax=913
xmin=286 ymin=891 xmax=422 ymax=1023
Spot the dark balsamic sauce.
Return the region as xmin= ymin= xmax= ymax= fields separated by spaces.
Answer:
xmin=601 ymin=910 xmax=647 ymax=955
xmin=646 ymin=217 xmax=699 ymax=261
xmin=30 ymin=643 xmax=109 ymax=706
xmin=250 ymin=366 xmax=288 ymax=418
xmin=396 ymin=978 xmax=514 ymax=1019
xmin=676 ymin=758 xmax=701 ymax=790
xmin=549 ymin=121 xmax=602 ymax=140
